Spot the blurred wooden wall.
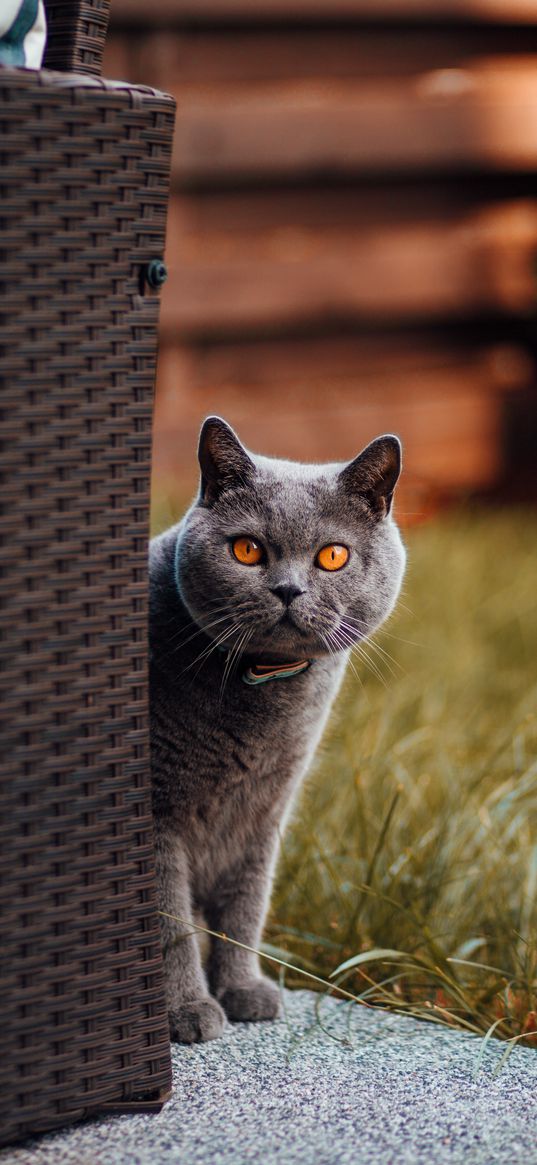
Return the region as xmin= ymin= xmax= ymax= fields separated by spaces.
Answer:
xmin=105 ymin=0 xmax=537 ymax=525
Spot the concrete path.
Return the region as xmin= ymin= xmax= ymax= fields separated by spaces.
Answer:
xmin=2 ymin=990 xmax=536 ymax=1165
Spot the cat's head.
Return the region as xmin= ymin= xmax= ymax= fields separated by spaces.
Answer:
xmin=175 ymin=417 xmax=406 ymax=662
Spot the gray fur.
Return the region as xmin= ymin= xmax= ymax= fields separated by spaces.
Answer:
xmin=150 ymin=417 xmax=406 ymax=1043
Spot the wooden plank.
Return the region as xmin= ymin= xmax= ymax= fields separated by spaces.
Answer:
xmin=166 ymin=184 xmax=477 ymax=236
xmin=152 ymin=350 xmax=503 ymax=501
xmin=159 ymin=198 xmax=537 ymax=336
xmin=167 ymin=63 xmax=537 ymax=182
xmin=110 ymin=1 xmax=537 ymax=27
xmin=151 ymin=338 xmax=531 ymax=501
xmin=164 ymin=179 xmax=537 ymax=236
xmin=133 ymin=29 xmax=537 ymax=89
xmin=157 ymin=334 xmax=530 ymax=392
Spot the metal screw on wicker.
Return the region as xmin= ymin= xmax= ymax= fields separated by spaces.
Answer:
xmin=146 ymin=258 xmax=169 ymax=289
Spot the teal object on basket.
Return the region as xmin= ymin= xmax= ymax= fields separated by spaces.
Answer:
xmin=0 ymin=0 xmax=46 ymax=68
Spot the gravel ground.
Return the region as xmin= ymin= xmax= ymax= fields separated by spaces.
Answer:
xmin=3 ymin=990 xmax=537 ymax=1165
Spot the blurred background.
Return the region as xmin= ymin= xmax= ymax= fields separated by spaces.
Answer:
xmin=104 ymin=2 xmax=537 ymax=1041
xmin=105 ymin=0 xmax=537 ymax=528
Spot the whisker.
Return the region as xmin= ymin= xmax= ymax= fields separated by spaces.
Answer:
xmin=352 ymin=643 xmax=389 ymax=688
xmin=319 ymin=629 xmax=336 ymax=660
xmin=326 ymin=629 xmax=361 ymax=680
xmin=339 ymin=620 xmax=402 ymax=678
xmin=334 ymin=621 xmax=388 ymax=687
xmin=327 ymin=626 xmax=362 ymax=687
xmin=219 ymin=623 xmax=253 ymax=705
xmin=339 ymin=612 xmax=419 ymax=649
xmin=181 ymin=620 xmax=244 ymax=680
xmin=219 ymin=626 xmax=243 ymax=702
xmin=338 ymin=614 xmax=409 ymax=667
xmin=167 ymin=611 xmax=235 ymax=656
xmin=393 ymin=599 xmax=417 ymax=619
xmin=361 ymin=643 xmax=400 ymax=680
xmin=167 ymin=600 xmax=250 ymax=652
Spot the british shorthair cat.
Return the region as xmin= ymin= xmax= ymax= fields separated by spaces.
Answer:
xmin=150 ymin=417 xmax=405 ymax=1043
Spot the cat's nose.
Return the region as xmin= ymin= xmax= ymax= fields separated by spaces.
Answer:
xmin=270 ymin=584 xmax=305 ymax=608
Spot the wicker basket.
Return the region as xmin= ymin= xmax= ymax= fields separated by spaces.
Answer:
xmin=0 ymin=2 xmax=175 ymax=1146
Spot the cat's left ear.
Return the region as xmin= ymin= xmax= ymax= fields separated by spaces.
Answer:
xmin=338 ymin=435 xmax=402 ymax=518
xmin=198 ymin=416 xmax=255 ymax=505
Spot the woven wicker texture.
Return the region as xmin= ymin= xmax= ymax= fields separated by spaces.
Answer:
xmin=0 ymin=68 xmax=175 ymax=1145
xmin=43 ymin=0 xmax=111 ymax=76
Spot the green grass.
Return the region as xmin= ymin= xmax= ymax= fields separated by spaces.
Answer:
xmin=267 ymin=508 xmax=537 ymax=1047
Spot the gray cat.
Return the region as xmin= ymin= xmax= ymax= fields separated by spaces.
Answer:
xmin=149 ymin=416 xmax=405 ymax=1043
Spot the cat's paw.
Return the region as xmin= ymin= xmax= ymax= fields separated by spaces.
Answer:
xmin=168 ymin=997 xmax=226 ymax=1044
xmin=219 ymin=978 xmax=281 ymax=1023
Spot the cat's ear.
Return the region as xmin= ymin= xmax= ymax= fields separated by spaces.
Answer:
xmin=198 ymin=416 xmax=255 ymax=505
xmin=338 ymin=435 xmax=402 ymax=517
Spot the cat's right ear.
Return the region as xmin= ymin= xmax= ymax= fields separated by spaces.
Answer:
xmin=197 ymin=416 xmax=255 ymax=505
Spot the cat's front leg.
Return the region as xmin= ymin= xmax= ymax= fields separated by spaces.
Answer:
xmin=155 ymin=835 xmax=226 ymax=1043
xmin=206 ymin=836 xmax=281 ymax=1024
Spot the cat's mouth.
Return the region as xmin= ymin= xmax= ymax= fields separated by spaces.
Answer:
xmin=245 ymin=613 xmax=334 ymax=660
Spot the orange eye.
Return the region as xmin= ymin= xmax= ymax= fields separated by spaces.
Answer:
xmin=316 ymin=544 xmax=349 ymax=572
xmin=232 ymin=537 xmax=264 ymax=566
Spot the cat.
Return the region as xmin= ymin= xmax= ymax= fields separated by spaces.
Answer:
xmin=149 ymin=416 xmax=405 ymax=1043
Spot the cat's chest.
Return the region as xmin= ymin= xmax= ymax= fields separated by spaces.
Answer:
xmin=153 ymin=652 xmax=345 ymax=810
xmin=151 ymin=648 xmax=347 ymax=895
xmin=180 ymin=667 xmax=343 ymax=886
